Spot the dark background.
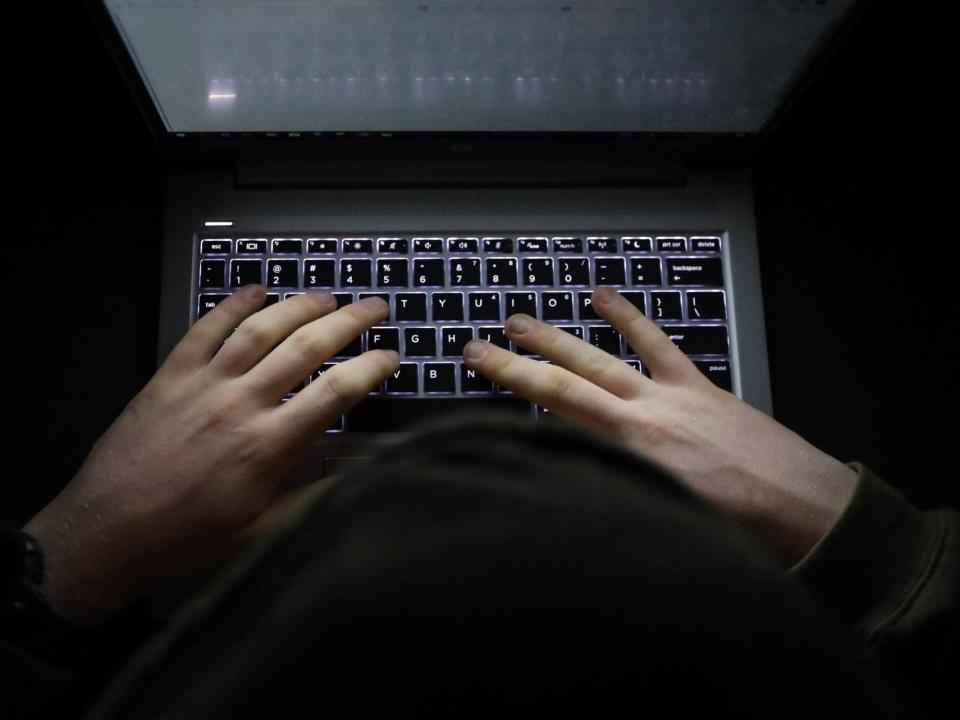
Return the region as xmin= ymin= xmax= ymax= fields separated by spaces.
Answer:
xmin=1 ymin=1 xmax=955 ymax=525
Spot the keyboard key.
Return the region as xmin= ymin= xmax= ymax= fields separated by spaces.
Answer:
xmin=198 ymin=293 xmax=229 ymax=318
xmin=506 ymin=292 xmax=537 ymax=317
xmin=283 ymin=292 xmax=304 ymax=301
xmin=469 ymin=292 xmax=501 ymax=321
xmin=442 ymin=326 xmax=474 ymax=356
xmin=477 ymin=326 xmax=508 ymax=350
xmin=450 ymin=258 xmax=481 ymax=286
xmin=340 ymin=259 xmax=372 ymax=287
xmin=688 ymin=291 xmax=727 ymax=320
xmin=650 ymin=291 xmax=683 ymax=321
xmin=304 ymin=259 xmax=335 ymax=288
xmin=404 ymin=327 xmax=437 ymax=357
xmin=377 ymin=238 xmax=408 ymax=254
xmin=621 ymin=291 xmax=646 ymax=314
xmin=358 ymin=293 xmax=390 ymax=310
xmin=589 ymin=326 xmax=622 ymax=355
xmin=523 ymin=258 xmax=554 ymax=286
xmin=413 ymin=237 xmax=444 ymax=253
xmin=552 ymin=237 xmax=583 ymax=253
xmin=657 ymin=236 xmax=687 ymax=253
xmin=558 ymin=325 xmax=584 ymax=340
xmin=267 ymin=260 xmax=299 ymax=288
xmin=666 ymin=257 xmax=724 ymax=287
xmin=691 ymin=236 xmax=722 ymax=253
xmin=307 ymin=238 xmax=338 ymax=254
xmin=424 ymin=363 xmax=456 ymax=394
xmin=433 ymin=293 xmax=464 ymax=321
xmin=486 ymin=258 xmax=518 ymax=286
xmin=587 ymin=236 xmax=616 ymax=253
xmin=395 ymin=293 xmax=427 ymax=322
xmin=622 ymin=236 xmax=653 ymax=252
xmin=558 ymin=257 xmax=590 ymax=286
xmin=230 ymin=259 xmax=262 ymax=287
xmin=342 ymin=238 xmax=374 ymax=254
xmin=377 ymin=259 xmax=409 ymax=288
xmin=593 ymin=257 xmax=626 ymax=286
xmin=200 ymin=239 xmax=231 ymax=255
xmin=518 ymin=237 xmax=548 ymax=252
xmin=264 ymin=294 xmax=280 ymax=307
xmin=200 ymin=260 xmax=226 ymax=288
xmin=483 ymin=237 xmax=513 ymax=253
xmin=461 ymin=364 xmax=494 ymax=394
xmin=334 ymin=335 xmax=362 ymax=358
xmin=694 ymin=360 xmax=733 ymax=391
xmin=662 ymin=326 xmax=729 ymax=355
xmin=630 ymin=258 xmax=663 ymax=286
xmin=386 ymin=363 xmax=419 ymax=394
xmin=272 ymin=238 xmax=303 ymax=254
xmin=625 ymin=360 xmax=642 ymax=373
xmin=542 ymin=292 xmax=574 ymax=321
xmin=367 ymin=327 xmax=400 ymax=352
xmin=413 ymin=259 xmax=445 ymax=287
xmin=310 ymin=362 xmax=339 ymax=382
xmin=578 ymin=292 xmax=599 ymax=320
xmin=332 ymin=293 xmax=353 ymax=309
xmin=448 ymin=237 xmax=479 ymax=253
xmin=236 ymin=238 xmax=268 ymax=254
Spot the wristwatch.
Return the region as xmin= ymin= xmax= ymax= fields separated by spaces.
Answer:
xmin=1 ymin=524 xmax=82 ymax=664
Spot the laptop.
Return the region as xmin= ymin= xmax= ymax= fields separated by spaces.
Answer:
xmin=86 ymin=0 xmax=863 ymax=479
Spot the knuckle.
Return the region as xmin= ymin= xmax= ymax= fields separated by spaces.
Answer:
xmin=323 ymin=368 xmax=360 ymax=404
xmin=287 ymin=329 xmax=326 ymax=361
xmin=542 ymin=368 xmax=574 ymax=401
xmin=235 ymin=320 xmax=272 ymax=349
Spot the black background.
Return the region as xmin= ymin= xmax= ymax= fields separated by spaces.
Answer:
xmin=1 ymin=1 xmax=956 ymax=525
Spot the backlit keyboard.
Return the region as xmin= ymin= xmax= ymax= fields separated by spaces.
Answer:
xmin=196 ymin=232 xmax=732 ymax=431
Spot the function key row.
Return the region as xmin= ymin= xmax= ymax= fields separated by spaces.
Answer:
xmin=199 ymin=235 xmax=722 ymax=256
xmin=199 ymin=256 xmax=724 ymax=290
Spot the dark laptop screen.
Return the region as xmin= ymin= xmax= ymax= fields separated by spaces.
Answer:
xmin=102 ymin=0 xmax=854 ymax=135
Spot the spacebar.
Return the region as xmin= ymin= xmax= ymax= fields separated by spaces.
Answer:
xmin=348 ymin=397 xmax=532 ymax=432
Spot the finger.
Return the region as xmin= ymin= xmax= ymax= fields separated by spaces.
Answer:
xmin=463 ymin=340 xmax=625 ymax=430
xmin=209 ymin=291 xmax=339 ymax=377
xmin=243 ymin=297 xmax=391 ymax=400
xmin=273 ymin=349 xmax=399 ymax=432
xmin=591 ymin=287 xmax=704 ymax=386
xmin=504 ymin=314 xmax=648 ymax=399
xmin=160 ymin=284 xmax=267 ymax=376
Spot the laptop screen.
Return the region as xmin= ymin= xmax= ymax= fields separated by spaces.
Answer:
xmin=102 ymin=0 xmax=855 ymax=136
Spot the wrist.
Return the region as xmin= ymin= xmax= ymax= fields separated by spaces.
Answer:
xmin=23 ymin=500 xmax=131 ymax=628
xmin=1 ymin=524 xmax=85 ymax=663
xmin=740 ymin=459 xmax=860 ymax=566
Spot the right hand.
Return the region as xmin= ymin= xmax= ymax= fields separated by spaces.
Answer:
xmin=463 ymin=287 xmax=859 ymax=566
xmin=25 ymin=288 xmax=397 ymax=626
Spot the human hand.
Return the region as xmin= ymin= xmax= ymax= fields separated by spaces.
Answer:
xmin=24 ymin=287 xmax=398 ymax=626
xmin=463 ymin=287 xmax=858 ymax=566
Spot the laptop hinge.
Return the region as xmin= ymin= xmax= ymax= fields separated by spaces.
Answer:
xmin=235 ymin=158 xmax=685 ymax=188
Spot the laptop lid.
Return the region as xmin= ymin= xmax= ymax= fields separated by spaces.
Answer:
xmin=86 ymin=0 xmax=865 ymax=169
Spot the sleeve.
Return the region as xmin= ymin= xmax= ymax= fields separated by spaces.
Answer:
xmin=789 ymin=463 xmax=959 ymax=715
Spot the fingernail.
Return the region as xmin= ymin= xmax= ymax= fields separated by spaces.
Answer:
xmin=359 ymin=296 xmax=388 ymax=312
xmin=309 ymin=291 xmax=335 ymax=307
xmin=464 ymin=340 xmax=490 ymax=361
xmin=240 ymin=283 xmax=264 ymax=299
xmin=507 ymin=315 xmax=532 ymax=334
xmin=383 ymin=350 xmax=400 ymax=364
xmin=594 ymin=287 xmax=618 ymax=305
